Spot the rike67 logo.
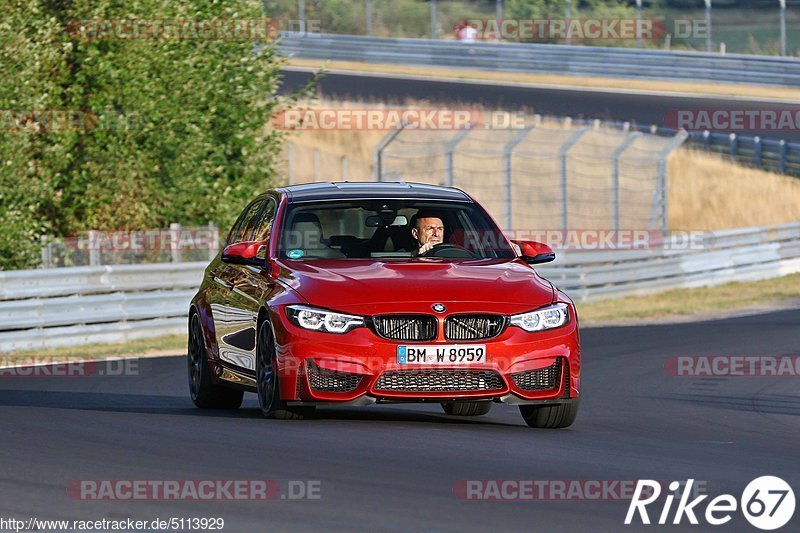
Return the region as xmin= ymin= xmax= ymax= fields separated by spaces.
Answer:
xmin=625 ymin=477 xmax=795 ymax=530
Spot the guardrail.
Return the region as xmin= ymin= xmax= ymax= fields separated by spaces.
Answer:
xmin=278 ymin=33 xmax=800 ymax=87
xmin=1 ymin=222 xmax=798 ymax=352
xmin=0 ymin=263 xmax=205 ymax=352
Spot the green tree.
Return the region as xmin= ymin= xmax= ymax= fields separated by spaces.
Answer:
xmin=0 ymin=0 xmax=287 ymax=269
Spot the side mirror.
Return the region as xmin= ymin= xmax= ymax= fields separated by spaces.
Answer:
xmin=511 ymin=240 xmax=555 ymax=265
xmin=221 ymin=240 xmax=268 ymax=267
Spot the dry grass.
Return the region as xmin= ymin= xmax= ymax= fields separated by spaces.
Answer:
xmin=279 ymin=100 xmax=800 ymax=230
xmin=669 ymin=149 xmax=800 ymax=230
xmin=287 ymin=58 xmax=800 ymax=102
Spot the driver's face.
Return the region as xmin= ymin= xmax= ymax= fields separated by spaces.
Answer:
xmin=412 ymin=217 xmax=444 ymax=246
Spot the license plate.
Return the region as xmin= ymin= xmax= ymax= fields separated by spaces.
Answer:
xmin=397 ymin=344 xmax=486 ymax=365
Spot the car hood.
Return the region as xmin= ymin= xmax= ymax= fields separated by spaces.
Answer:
xmin=278 ymin=258 xmax=555 ymax=315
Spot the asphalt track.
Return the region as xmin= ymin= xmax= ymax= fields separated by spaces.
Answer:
xmin=1 ymin=308 xmax=798 ymax=532
xmin=278 ymin=69 xmax=800 ymax=142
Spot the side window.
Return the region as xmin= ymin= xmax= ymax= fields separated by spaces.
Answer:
xmin=227 ymin=199 xmax=264 ymax=245
xmin=252 ymin=199 xmax=277 ymax=242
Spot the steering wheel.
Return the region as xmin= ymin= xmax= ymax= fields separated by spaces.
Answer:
xmin=421 ymin=243 xmax=477 ymax=259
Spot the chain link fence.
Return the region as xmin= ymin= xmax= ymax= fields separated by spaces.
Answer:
xmin=39 ymin=224 xmax=220 ymax=268
xmin=375 ymin=118 xmax=687 ymax=233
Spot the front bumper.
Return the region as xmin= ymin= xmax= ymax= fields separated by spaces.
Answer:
xmin=271 ymin=305 xmax=581 ymax=406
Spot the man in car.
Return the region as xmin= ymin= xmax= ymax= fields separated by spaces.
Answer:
xmin=410 ymin=211 xmax=445 ymax=256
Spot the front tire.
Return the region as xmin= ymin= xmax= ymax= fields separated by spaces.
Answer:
xmin=256 ymin=320 xmax=314 ymax=420
xmin=441 ymin=401 xmax=492 ymax=416
xmin=519 ymin=400 xmax=579 ymax=429
xmin=188 ymin=313 xmax=243 ymax=409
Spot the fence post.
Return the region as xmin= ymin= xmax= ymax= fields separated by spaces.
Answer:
xmin=373 ymin=124 xmax=405 ymax=181
xmin=780 ymin=0 xmax=787 ymax=57
xmin=313 ymin=148 xmax=321 ymax=181
xmin=611 ymin=132 xmax=642 ymax=238
xmin=702 ymin=130 xmax=711 ymax=150
xmin=88 ymin=230 xmax=101 ymax=266
xmin=40 ymin=235 xmax=51 ymax=269
xmin=444 ymin=128 xmax=472 ymax=188
xmin=341 ymin=155 xmax=349 ymax=181
xmin=365 ymin=0 xmax=373 ymax=36
xmin=729 ymin=133 xmax=737 ymax=159
xmin=753 ymin=136 xmax=762 ymax=169
xmin=287 ymin=142 xmax=295 ymax=185
xmin=653 ymin=130 xmax=689 ymax=235
xmin=208 ymin=223 xmax=219 ymax=261
xmin=502 ymin=126 xmax=536 ymax=231
xmin=297 ymin=0 xmax=306 ymax=32
xmin=779 ymin=140 xmax=787 ymax=174
xmin=170 ymin=223 xmax=182 ymax=263
xmin=430 ymin=0 xmax=438 ymax=39
xmin=558 ymin=127 xmax=589 ymax=232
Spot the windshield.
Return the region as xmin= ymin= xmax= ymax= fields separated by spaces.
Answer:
xmin=278 ymin=200 xmax=515 ymax=260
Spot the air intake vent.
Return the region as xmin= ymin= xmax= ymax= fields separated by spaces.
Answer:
xmin=510 ymin=359 xmax=562 ymax=391
xmin=374 ymin=369 xmax=504 ymax=392
xmin=305 ymin=360 xmax=363 ymax=393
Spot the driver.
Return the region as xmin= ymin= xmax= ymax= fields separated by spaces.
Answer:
xmin=410 ymin=211 xmax=445 ymax=256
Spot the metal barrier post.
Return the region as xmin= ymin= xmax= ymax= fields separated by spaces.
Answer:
xmin=611 ymin=131 xmax=642 ymax=237
xmin=779 ymin=140 xmax=788 ymax=174
xmin=209 ymin=223 xmax=219 ymax=261
xmin=365 ymin=0 xmax=373 ymax=36
xmin=287 ymin=142 xmax=295 ymax=185
xmin=88 ymin=230 xmax=101 ymax=266
xmin=502 ymin=126 xmax=536 ymax=231
xmin=430 ymin=0 xmax=438 ymax=39
xmin=729 ymin=133 xmax=737 ymax=158
xmin=558 ymin=127 xmax=589 ymax=232
xmin=170 ymin=223 xmax=182 ymax=263
xmin=444 ymin=128 xmax=473 ymax=188
xmin=40 ymin=236 xmax=51 ymax=269
xmin=654 ymin=130 xmax=689 ymax=235
xmin=373 ymin=124 xmax=405 ymax=181
xmin=753 ymin=136 xmax=762 ymax=168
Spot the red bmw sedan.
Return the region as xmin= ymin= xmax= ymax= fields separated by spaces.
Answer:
xmin=189 ymin=182 xmax=580 ymax=428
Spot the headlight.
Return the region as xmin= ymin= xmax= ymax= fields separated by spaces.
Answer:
xmin=286 ymin=305 xmax=365 ymax=334
xmin=509 ymin=303 xmax=569 ymax=332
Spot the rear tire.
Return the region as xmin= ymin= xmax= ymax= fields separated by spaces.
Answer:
xmin=441 ymin=401 xmax=492 ymax=416
xmin=519 ymin=400 xmax=579 ymax=429
xmin=256 ymin=320 xmax=315 ymax=420
xmin=188 ymin=313 xmax=243 ymax=409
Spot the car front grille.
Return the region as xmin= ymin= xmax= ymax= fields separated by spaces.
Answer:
xmin=373 ymin=369 xmax=504 ymax=393
xmin=305 ymin=360 xmax=363 ymax=393
xmin=510 ymin=359 xmax=562 ymax=391
xmin=372 ymin=315 xmax=437 ymax=341
xmin=445 ymin=314 xmax=506 ymax=341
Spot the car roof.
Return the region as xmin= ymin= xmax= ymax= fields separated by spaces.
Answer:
xmin=277 ymin=182 xmax=473 ymax=203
